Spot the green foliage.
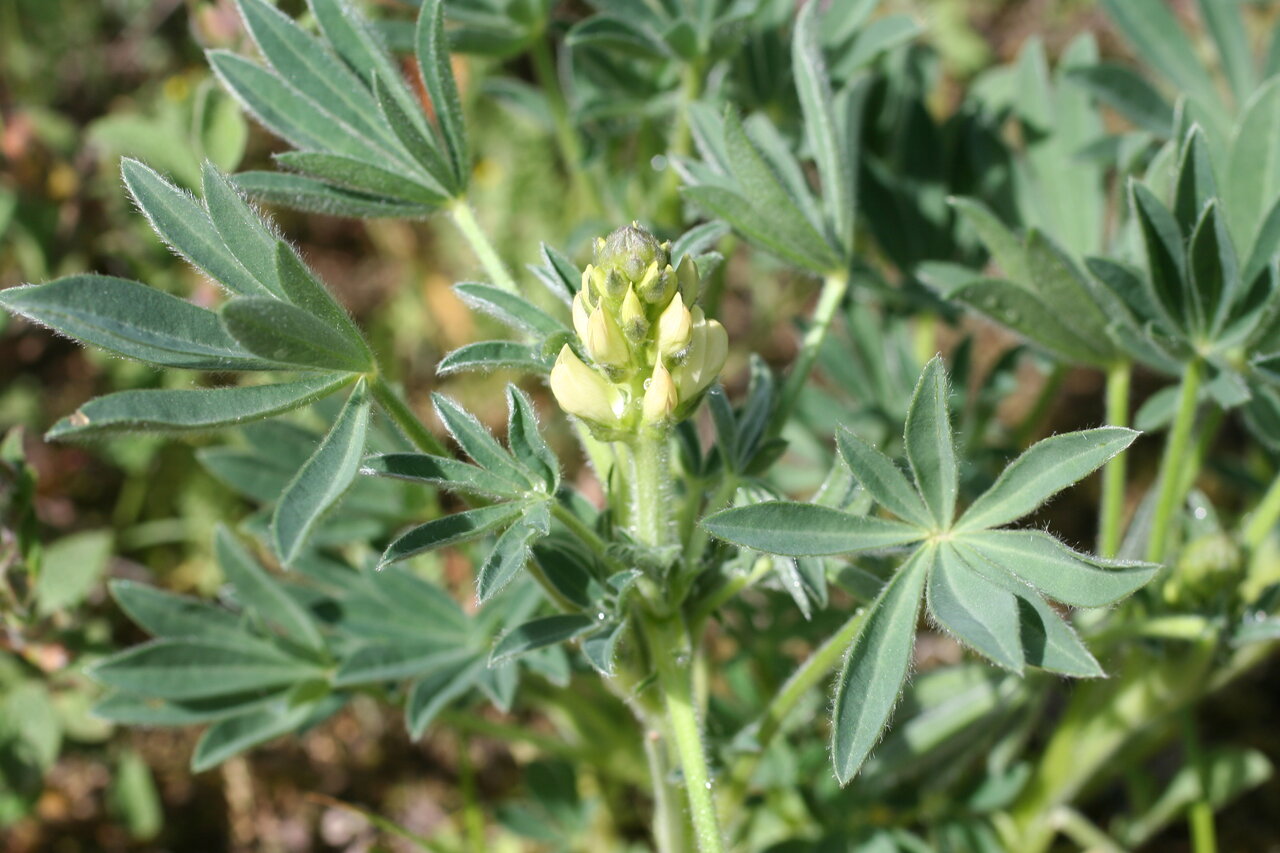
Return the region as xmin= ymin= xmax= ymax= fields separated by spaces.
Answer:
xmin=5 ymin=0 xmax=1280 ymax=849
xmin=707 ymin=357 xmax=1153 ymax=780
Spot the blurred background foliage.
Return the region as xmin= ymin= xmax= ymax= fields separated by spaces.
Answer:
xmin=2 ymin=0 xmax=1279 ymax=851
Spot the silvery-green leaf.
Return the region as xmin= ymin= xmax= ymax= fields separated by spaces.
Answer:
xmin=958 ymin=428 xmax=1138 ymax=531
xmin=702 ymin=501 xmax=925 ymax=557
xmin=831 ymin=546 xmax=929 ymax=785
xmin=904 ymin=356 xmax=958 ymax=528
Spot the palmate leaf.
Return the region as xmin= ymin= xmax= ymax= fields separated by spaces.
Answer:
xmin=212 ymin=0 xmax=468 ymax=215
xmin=437 ymin=340 xmax=554 ymax=376
xmin=109 ymin=580 xmax=245 ymax=643
xmin=701 ymin=501 xmax=925 ymax=557
xmin=505 ymin=386 xmax=559 ymax=491
xmin=47 ymin=374 xmax=354 ymax=440
xmin=927 ymin=546 xmax=1024 ymax=673
xmin=220 ymin=297 xmax=372 ymax=372
xmin=961 ymin=530 xmax=1157 ymax=608
xmin=905 ymin=356 xmax=957 ymax=527
xmin=191 ymin=693 xmax=345 ymax=772
xmin=705 ymin=356 xmax=1151 ymax=784
xmin=489 ymin=614 xmax=599 ymax=667
xmin=379 ymin=503 xmax=530 ymax=569
xmin=214 ymin=526 xmax=325 ymax=652
xmin=0 ymin=275 xmax=271 ymax=372
xmin=406 ymin=656 xmax=486 ymax=739
xmin=362 ymin=452 xmax=530 ymax=499
xmin=272 ymin=380 xmax=372 ymax=565
xmin=90 ymin=637 xmax=320 ymax=701
xmin=957 ymin=427 xmax=1138 ymax=531
xmin=834 ymin=426 xmax=932 ymax=528
xmin=433 ymin=392 xmax=538 ymax=489
xmin=831 ymin=546 xmax=929 ymax=785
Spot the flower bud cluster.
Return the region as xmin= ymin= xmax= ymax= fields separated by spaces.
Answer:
xmin=550 ymin=224 xmax=728 ymax=437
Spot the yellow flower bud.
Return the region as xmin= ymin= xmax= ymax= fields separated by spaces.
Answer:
xmin=585 ymin=304 xmax=629 ymax=367
xmin=550 ymin=345 xmax=622 ymax=426
xmin=572 ymin=291 xmax=591 ymax=343
xmin=674 ymin=309 xmax=728 ymax=401
xmin=620 ymin=286 xmax=649 ymax=342
xmin=656 ymin=292 xmax=693 ymax=356
xmin=642 ymin=360 xmax=678 ymax=424
xmin=602 ymin=268 xmax=628 ymax=300
xmin=637 ymin=261 xmax=675 ymax=304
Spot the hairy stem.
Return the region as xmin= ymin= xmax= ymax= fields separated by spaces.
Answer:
xmin=625 ymin=432 xmax=723 ymax=853
xmin=1147 ymin=359 xmax=1203 ymax=564
xmin=772 ymin=270 xmax=849 ymax=436
xmin=1099 ymin=361 xmax=1132 ymax=558
xmin=550 ymin=501 xmax=628 ymax=575
xmin=642 ymin=718 xmax=688 ymax=853
xmin=447 ymin=198 xmax=518 ymax=294
xmin=369 ymin=375 xmax=447 ymax=456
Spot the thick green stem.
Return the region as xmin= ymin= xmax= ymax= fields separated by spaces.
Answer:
xmin=530 ymin=36 xmax=603 ymax=217
xmin=642 ymin=718 xmax=687 ymax=853
xmin=626 ymin=434 xmax=674 ymax=550
xmin=772 ymin=270 xmax=850 ymax=436
xmin=624 ymin=432 xmax=723 ymax=853
xmin=1099 ymin=362 xmax=1132 ymax=558
xmin=646 ymin=613 xmax=723 ymax=853
xmin=370 ymin=376 xmax=448 ymax=456
xmin=448 ymin=199 xmax=518 ymax=294
xmin=1147 ymin=359 xmax=1203 ymax=564
xmin=1244 ymin=472 xmax=1280 ymax=548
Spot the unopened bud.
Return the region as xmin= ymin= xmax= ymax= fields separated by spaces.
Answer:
xmin=674 ymin=308 xmax=728 ymax=401
xmin=597 ymin=223 xmax=667 ymax=281
xmin=656 ymin=292 xmax=693 ymax=356
xmin=642 ymin=360 xmax=679 ymax=424
xmin=550 ymin=345 xmax=622 ymax=426
xmin=620 ymin=286 xmax=649 ymax=342
xmin=676 ymin=255 xmax=700 ymax=303
xmin=572 ymin=292 xmax=591 ymax=343
xmin=602 ymin=268 xmax=628 ymax=301
xmin=586 ymin=304 xmax=629 ymax=367
xmin=638 ymin=262 xmax=676 ymax=305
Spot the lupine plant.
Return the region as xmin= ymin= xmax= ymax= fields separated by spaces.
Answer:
xmin=4 ymin=0 xmax=1280 ymax=850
